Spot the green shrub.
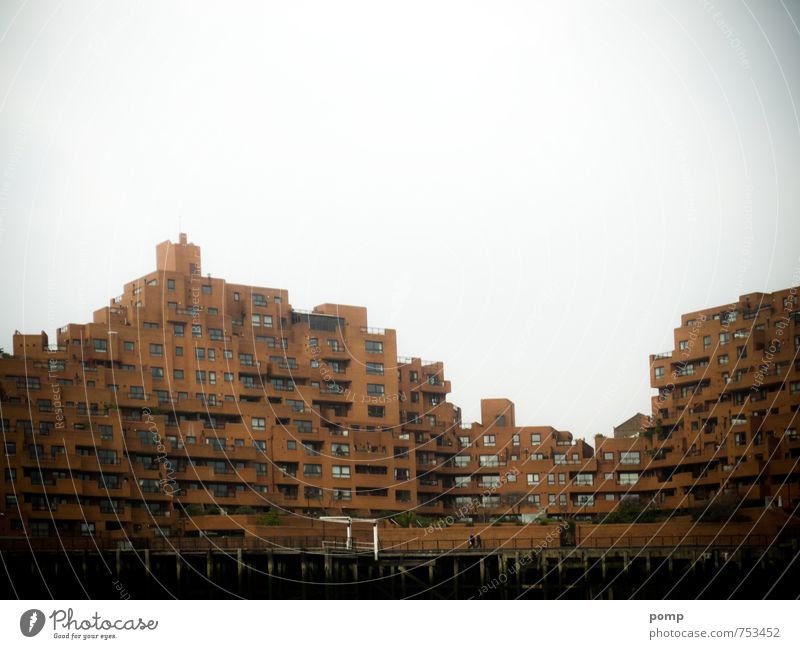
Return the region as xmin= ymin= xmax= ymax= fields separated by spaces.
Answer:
xmin=256 ymin=510 xmax=281 ymax=526
xmin=602 ymin=498 xmax=658 ymax=524
xmin=690 ymin=495 xmax=748 ymax=522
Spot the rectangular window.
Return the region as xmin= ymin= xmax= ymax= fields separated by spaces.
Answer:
xmin=367 ymin=383 xmax=385 ymax=396
xmin=167 ymin=279 xmax=176 ymax=291
xmin=332 ymin=466 xmax=351 ymax=479
xmin=333 ymin=488 xmax=352 ymax=501
xmin=527 ymin=473 xmax=539 ymax=485
xmin=151 ymin=367 xmax=164 ymax=379
xmin=483 ymin=434 xmax=496 ymax=447
xmin=619 ymin=451 xmax=640 ymax=465
xmin=703 ymin=335 xmax=712 ymax=349
xmin=93 ymin=339 xmax=107 ymax=352
xmin=174 ymin=369 xmax=184 ymax=379
xmin=303 ymin=464 xmax=322 ymax=477
xmin=202 ymin=284 xmax=212 ymax=294
xmin=191 ymin=324 xmax=202 ymax=338
xmin=251 ymin=417 xmax=266 ymax=431
xmin=208 ymin=328 xmax=223 ymax=341
xmin=365 ymin=340 xmax=383 ymax=354
xmin=719 ymin=332 xmax=730 ymax=345
xmin=331 ymin=443 xmax=350 ymax=456
xmin=123 ymin=341 xmax=135 ymax=351
xmin=618 ymin=472 xmax=639 ymax=485
xmin=366 ymin=362 xmax=384 ymax=375
xmin=367 ymin=405 xmax=385 ymax=418
xmin=654 ymin=367 xmax=664 ymax=379
xmin=479 ymin=475 xmax=500 ymax=488
xmin=530 ymin=433 xmax=541 ymax=444
xmin=173 ymin=323 xmax=185 ymax=337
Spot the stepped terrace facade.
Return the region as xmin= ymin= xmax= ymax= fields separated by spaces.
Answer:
xmin=0 ymin=234 xmax=798 ymax=541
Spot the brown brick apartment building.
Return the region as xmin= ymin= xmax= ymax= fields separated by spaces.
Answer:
xmin=1 ymin=234 xmax=798 ymax=541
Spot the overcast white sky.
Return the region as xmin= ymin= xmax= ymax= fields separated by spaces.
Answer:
xmin=0 ymin=1 xmax=798 ymax=440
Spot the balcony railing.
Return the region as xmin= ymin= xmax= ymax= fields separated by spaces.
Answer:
xmin=360 ymin=326 xmax=386 ymax=335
